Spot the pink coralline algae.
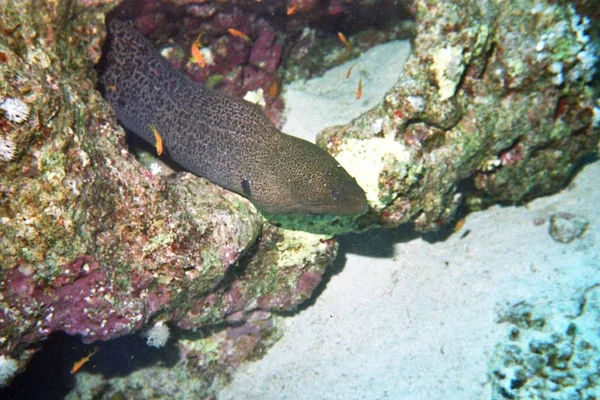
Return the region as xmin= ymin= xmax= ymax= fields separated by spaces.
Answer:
xmin=249 ymin=22 xmax=281 ymax=73
xmin=3 ymin=257 xmax=144 ymax=346
xmin=175 ymin=228 xmax=337 ymax=330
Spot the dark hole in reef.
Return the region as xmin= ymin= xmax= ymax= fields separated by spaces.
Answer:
xmin=306 ymin=1 xmax=414 ymax=34
xmin=0 ymin=330 xmax=180 ymax=399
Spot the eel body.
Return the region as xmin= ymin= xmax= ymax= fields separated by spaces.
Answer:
xmin=100 ymin=20 xmax=368 ymax=216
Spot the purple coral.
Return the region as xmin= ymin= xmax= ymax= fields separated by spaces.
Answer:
xmin=4 ymin=257 xmax=145 ymax=344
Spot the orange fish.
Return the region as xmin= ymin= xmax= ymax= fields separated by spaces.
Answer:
xmin=286 ymin=4 xmax=297 ymax=15
xmin=454 ymin=218 xmax=465 ymax=232
xmin=268 ymin=81 xmax=279 ymax=97
xmin=356 ymin=77 xmax=362 ymax=100
xmin=149 ymin=124 xmax=164 ymax=156
xmin=228 ymin=28 xmax=251 ymax=43
xmin=337 ymin=32 xmax=351 ymax=50
xmin=71 ymin=347 xmax=98 ymax=374
xmin=345 ymin=65 xmax=354 ymax=79
xmin=189 ymin=36 xmax=206 ymax=68
xmin=107 ymin=85 xmax=117 ymax=91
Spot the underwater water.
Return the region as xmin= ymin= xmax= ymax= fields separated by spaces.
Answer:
xmin=0 ymin=0 xmax=599 ymax=399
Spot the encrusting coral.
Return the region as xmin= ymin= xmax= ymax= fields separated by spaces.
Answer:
xmin=319 ymin=0 xmax=599 ymax=231
xmin=0 ymin=0 xmax=334 ymax=390
xmin=0 ymin=0 xmax=598 ymax=396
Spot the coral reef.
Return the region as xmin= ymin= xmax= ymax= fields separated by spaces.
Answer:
xmin=489 ymin=286 xmax=600 ymax=399
xmin=318 ymin=0 xmax=600 ymax=231
xmin=67 ymin=311 xmax=282 ymax=399
xmin=0 ymin=0 xmax=334 ymax=390
xmin=0 ymin=0 xmax=598 ymax=396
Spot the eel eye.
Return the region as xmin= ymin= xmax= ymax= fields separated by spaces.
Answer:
xmin=241 ymin=178 xmax=252 ymax=196
xmin=331 ymin=189 xmax=341 ymax=200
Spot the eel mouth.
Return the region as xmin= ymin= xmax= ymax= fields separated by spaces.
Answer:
xmin=302 ymin=194 xmax=369 ymax=217
xmin=259 ymin=194 xmax=369 ymax=216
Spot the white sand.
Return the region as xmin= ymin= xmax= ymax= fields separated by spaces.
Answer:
xmin=219 ymin=40 xmax=600 ymax=400
xmin=282 ymin=40 xmax=411 ymax=142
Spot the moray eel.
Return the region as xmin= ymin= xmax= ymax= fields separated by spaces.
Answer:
xmin=99 ymin=20 xmax=368 ymax=216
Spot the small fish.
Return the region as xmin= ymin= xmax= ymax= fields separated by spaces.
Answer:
xmin=149 ymin=124 xmax=164 ymax=156
xmin=337 ymin=32 xmax=351 ymax=50
xmin=356 ymin=77 xmax=362 ymax=100
xmin=345 ymin=65 xmax=354 ymax=79
xmin=107 ymin=85 xmax=117 ymax=91
xmin=228 ymin=28 xmax=251 ymax=43
xmin=189 ymin=35 xmax=206 ymax=68
xmin=286 ymin=4 xmax=297 ymax=15
xmin=454 ymin=218 xmax=465 ymax=232
xmin=71 ymin=347 xmax=98 ymax=374
xmin=268 ymin=81 xmax=279 ymax=98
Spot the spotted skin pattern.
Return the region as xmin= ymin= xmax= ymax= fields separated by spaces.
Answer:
xmin=100 ymin=20 xmax=367 ymax=216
